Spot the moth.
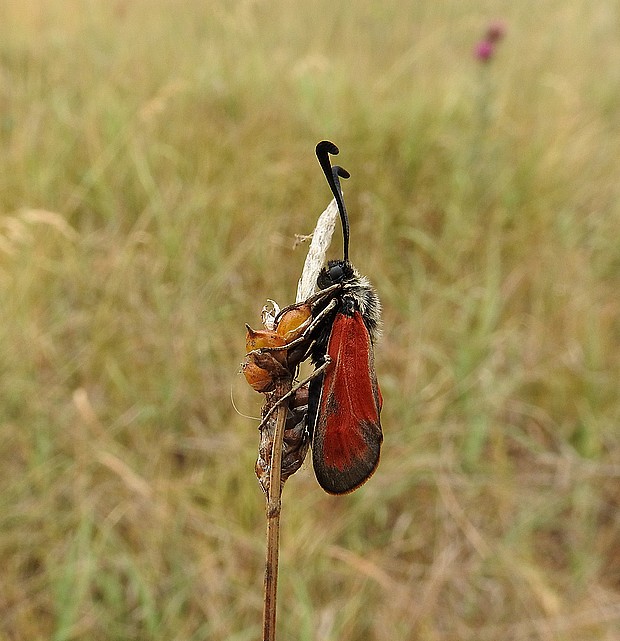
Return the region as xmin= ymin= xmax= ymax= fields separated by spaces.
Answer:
xmin=244 ymin=141 xmax=383 ymax=495
xmin=306 ymin=141 xmax=383 ymax=494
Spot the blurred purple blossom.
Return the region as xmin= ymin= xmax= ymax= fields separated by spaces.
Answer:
xmin=474 ymin=20 xmax=507 ymax=63
xmin=475 ymin=40 xmax=494 ymax=62
xmin=486 ymin=20 xmax=507 ymax=43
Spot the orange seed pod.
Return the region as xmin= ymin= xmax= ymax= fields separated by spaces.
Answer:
xmin=242 ymin=357 xmax=275 ymax=393
xmin=245 ymin=324 xmax=288 ymax=365
xmin=276 ymin=304 xmax=312 ymax=342
xmin=245 ymin=325 xmax=287 ymax=352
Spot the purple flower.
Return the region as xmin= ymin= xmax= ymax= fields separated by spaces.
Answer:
xmin=475 ymin=40 xmax=494 ymax=62
xmin=486 ymin=20 xmax=507 ymax=43
xmin=473 ymin=20 xmax=507 ymax=63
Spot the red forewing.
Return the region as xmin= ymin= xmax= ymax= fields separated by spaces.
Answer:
xmin=312 ymin=311 xmax=383 ymax=494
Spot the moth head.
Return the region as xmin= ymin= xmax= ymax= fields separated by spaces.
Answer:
xmin=317 ymin=259 xmax=354 ymax=290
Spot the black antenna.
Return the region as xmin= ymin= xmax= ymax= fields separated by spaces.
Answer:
xmin=316 ymin=141 xmax=351 ymax=262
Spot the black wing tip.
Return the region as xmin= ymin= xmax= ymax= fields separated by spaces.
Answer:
xmin=315 ymin=461 xmax=380 ymax=495
xmin=313 ymin=438 xmax=382 ymax=495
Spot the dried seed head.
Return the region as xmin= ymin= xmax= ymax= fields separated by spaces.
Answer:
xmin=245 ymin=325 xmax=287 ymax=352
xmin=275 ymin=303 xmax=312 ymax=341
xmin=242 ymin=358 xmax=276 ymax=393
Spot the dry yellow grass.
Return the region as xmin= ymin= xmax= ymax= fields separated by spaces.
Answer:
xmin=1 ymin=1 xmax=619 ymax=640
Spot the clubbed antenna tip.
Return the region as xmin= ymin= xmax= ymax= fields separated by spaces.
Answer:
xmin=316 ymin=141 xmax=351 ymax=262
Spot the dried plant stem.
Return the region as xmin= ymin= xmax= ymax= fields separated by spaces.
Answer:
xmin=262 ymin=376 xmax=292 ymax=641
xmin=260 ymin=198 xmax=337 ymax=640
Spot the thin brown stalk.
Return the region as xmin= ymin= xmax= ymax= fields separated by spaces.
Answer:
xmin=259 ymin=198 xmax=336 ymax=639
xmin=262 ymin=377 xmax=292 ymax=641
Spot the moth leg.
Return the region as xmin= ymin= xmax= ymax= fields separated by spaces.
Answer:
xmin=256 ymin=356 xmax=332 ymax=433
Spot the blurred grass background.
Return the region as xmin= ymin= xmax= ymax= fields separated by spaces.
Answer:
xmin=1 ymin=0 xmax=620 ymax=639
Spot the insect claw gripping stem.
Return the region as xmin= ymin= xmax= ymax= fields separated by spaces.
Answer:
xmin=256 ymin=357 xmax=332 ymax=434
xmin=246 ymin=293 xmax=340 ymax=364
xmin=272 ymin=297 xmax=338 ymax=355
